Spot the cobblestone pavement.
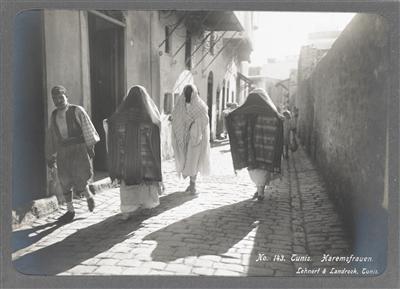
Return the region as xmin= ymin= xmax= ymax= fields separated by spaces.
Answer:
xmin=12 ymin=143 xmax=351 ymax=276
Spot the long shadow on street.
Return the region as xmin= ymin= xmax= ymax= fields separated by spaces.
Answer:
xmin=144 ymin=199 xmax=257 ymax=260
xmin=13 ymin=191 xmax=196 ymax=275
xmin=13 ymin=219 xmax=80 ymax=253
xmin=144 ymin=195 xmax=293 ymax=275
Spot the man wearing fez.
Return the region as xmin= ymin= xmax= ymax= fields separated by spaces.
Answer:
xmin=46 ymin=85 xmax=100 ymax=223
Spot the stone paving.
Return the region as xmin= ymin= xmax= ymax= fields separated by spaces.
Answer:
xmin=12 ymin=143 xmax=351 ymax=276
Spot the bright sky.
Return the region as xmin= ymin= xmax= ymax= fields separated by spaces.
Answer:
xmin=250 ymin=12 xmax=356 ymax=63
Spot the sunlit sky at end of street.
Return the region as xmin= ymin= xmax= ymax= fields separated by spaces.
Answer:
xmin=250 ymin=12 xmax=356 ymax=64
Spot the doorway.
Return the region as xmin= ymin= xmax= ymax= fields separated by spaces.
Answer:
xmin=185 ymin=30 xmax=192 ymax=70
xmin=218 ymin=81 xmax=227 ymax=137
xmin=207 ymin=71 xmax=214 ymax=139
xmin=216 ymin=84 xmax=223 ymax=138
xmin=88 ymin=12 xmax=125 ymax=172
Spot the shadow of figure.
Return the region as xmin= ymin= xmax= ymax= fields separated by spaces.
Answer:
xmin=143 ymin=199 xmax=278 ymax=263
xmin=13 ymin=221 xmax=63 ymax=252
xmin=13 ymin=191 xmax=196 ymax=275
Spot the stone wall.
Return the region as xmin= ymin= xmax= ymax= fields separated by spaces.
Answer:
xmin=125 ymin=11 xmax=153 ymax=98
xmin=297 ymin=46 xmax=327 ymax=153
xmin=44 ymin=11 xmax=91 ymax=116
xmin=296 ymin=14 xmax=391 ymax=272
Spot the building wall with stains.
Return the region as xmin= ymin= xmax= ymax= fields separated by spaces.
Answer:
xmin=296 ymin=14 xmax=391 ymax=271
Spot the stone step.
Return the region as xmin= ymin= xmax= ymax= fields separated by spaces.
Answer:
xmin=12 ymin=177 xmax=113 ymax=230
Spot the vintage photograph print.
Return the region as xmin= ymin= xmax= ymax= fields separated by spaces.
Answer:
xmin=11 ymin=9 xmax=390 ymax=278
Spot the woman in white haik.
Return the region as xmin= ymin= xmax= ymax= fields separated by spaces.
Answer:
xmin=171 ymin=84 xmax=211 ymax=194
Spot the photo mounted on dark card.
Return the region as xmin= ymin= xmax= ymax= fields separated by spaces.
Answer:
xmin=1 ymin=1 xmax=399 ymax=289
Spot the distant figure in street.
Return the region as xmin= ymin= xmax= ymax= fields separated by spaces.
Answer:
xmin=171 ymin=84 xmax=211 ymax=194
xmin=282 ymin=110 xmax=296 ymax=159
xmin=293 ymin=106 xmax=299 ymax=134
xmin=104 ymin=86 xmax=162 ymax=220
xmin=46 ymin=85 xmax=99 ymax=223
xmin=226 ymin=88 xmax=284 ymax=201
xmin=221 ymin=102 xmax=239 ymax=139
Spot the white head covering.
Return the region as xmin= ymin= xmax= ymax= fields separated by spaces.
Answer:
xmin=171 ymin=84 xmax=207 ymax=148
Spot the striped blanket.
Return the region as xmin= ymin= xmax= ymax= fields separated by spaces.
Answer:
xmin=107 ymin=109 xmax=162 ymax=185
xmin=226 ymin=90 xmax=283 ymax=172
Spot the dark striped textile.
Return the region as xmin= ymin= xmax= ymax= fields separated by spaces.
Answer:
xmin=226 ymin=92 xmax=283 ymax=172
xmin=107 ymin=109 xmax=162 ymax=185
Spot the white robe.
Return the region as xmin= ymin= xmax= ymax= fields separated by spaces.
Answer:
xmin=183 ymin=106 xmax=210 ymax=177
xmin=171 ymin=84 xmax=211 ymax=178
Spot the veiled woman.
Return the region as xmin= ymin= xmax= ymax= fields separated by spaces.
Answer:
xmin=171 ymin=84 xmax=211 ymax=194
xmin=226 ymin=88 xmax=284 ymax=201
xmin=104 ymin=85 xmax=162 ymax=220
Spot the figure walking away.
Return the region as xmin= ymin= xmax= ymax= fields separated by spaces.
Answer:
xmin=46 ymin=85 xmax=99 ymax=223
xmin=222 ymin=102 xmax=238 ymax=139
xmin=171 ymin=84 xmax=211 ymax=194
xmin=104 ymin=85 xmax=162 ymax=220
xmin=282 ymin=110 xmax=296 ymax=159
xmin=226 ymin=88 xmax=284 ymax=201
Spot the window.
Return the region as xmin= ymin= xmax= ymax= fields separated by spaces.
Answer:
xmin=164 ymin=92 xmax=173 ymax=114
xmin=174 ymin=93 xmax=180 ymax=106
xmin=209 ymin=31 xmax=215 ymax=55
xmin=185 ymin=30 xmax=192 ymax=69
xmin=164 ymin=26 xmax=171 ymax=54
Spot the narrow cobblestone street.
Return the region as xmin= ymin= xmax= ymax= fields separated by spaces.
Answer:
xmin=12 ymin=143 xmax=351 ymax=276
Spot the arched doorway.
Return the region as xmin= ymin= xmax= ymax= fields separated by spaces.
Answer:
xmin=217 ymin=80 xmax=226 ymax=137
xmin=222 ymin=80 xmax=226 ymax=112
xmin=207 ymin=71 xmax=214 ymax=138
xmin=226 ymin=81 xmax=230 ymax=106
xmin=215 ymin=86 xmax=221 ymax=139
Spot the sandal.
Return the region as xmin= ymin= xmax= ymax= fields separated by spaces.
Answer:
xmin=87 ymin=197 xmax=95 ymax=212
xmin=252 ymin=192 xmax=258 ymax=199
xmin=57 ymin=211 xmax=75 ymax=223
xmin=185 ymin=185 xmax=197 ymax=195
xmin=257 ymin=194 xmax=265 ymax=201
